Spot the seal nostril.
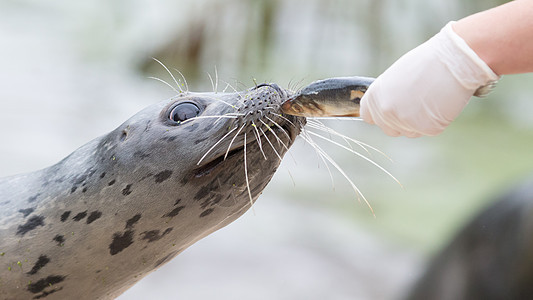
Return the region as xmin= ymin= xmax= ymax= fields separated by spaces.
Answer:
xmin=120 ymin=129 xmax=128 ymax=142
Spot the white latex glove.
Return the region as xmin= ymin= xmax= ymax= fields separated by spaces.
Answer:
xmin=360 ymin=22 xmax=499 ymax=137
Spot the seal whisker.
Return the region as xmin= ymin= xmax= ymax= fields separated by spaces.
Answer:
xmin=225 ymin=112 xmax=246 ymax=115
xmin=299 ymin=127 xmax=336 ymax=191
xmin=307 ymin=120 xmax=362 ymax=154
xmin=306 ymin=120 xmax=393 ymax=162
xmin=147 ymin=76 xmax=181 ymax=95
xmin=287 ymin=78 xmax=295 ymax=93
xmin=207 ymin=72 xmax=216 ymax=93
xmin=220 ymin=79 xmax=240 ymax=94
xmin=207 ymin=112 xmax=244 ymax=126
xmin=151 ymin=57 xmax=184 ymax=93
xmin=179 ymin=115 xmax=239 ymax=126
xmin=251 ymin=122 xmax=267 ymax=160
xmin=268 ymin=112 xmax=298 ymax=130
xmin=258 ymin=119 xmax=279 ymax=146
xmin=173 ymin=68 xmax=189 ymax=93
xmin=214 ymin=65 xmax=219 ymax=94
xmin=258 ymin=119 xmax=288 ymax=150
xmin=264 ymin=116 xmax=291 ymax=142
xmin=222 ymin=82 xmax=230 ymax=93
xmin=197 ymin=126 xmax=238 ymax=166
xmin=299 ymin=133 xmax=375 ymax=217
xmin=202 ymin=95 xmax=243 ymax=110
xmin=311 ymin=117 xmax=365 ymax=121
xmin=259 ymin=127 xmax=282 ymax=161
xmin=234 ymin=80 xmax=248 ymax=93
xmin=287 ymin=77 xmax=307 ymax=94
xmin=243 ymin=133 xmax=254 ymax=209
xmin=225 ymin=124 xmax=246 ymax=160
xmin=262 ymin=117 xmax=299 ymax=165
xmin=306 ymin=130 xmax=402 ymax=188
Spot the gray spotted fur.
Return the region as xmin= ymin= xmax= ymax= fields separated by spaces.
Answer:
xmin=0 ymin=84 xmax=304 ymax=299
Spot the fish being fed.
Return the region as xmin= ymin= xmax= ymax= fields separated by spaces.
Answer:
xmin=281 ymin=76 xmax=375 ymax=118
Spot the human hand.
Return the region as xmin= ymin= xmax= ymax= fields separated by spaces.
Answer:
xmin=360 ymin=22 xmax=499 ymax=137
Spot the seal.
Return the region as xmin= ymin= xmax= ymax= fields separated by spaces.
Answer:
xmin=0 ymin=83 xmax=305 ymax=299
xmin=406 ymin=177 xmax=533 ymax=300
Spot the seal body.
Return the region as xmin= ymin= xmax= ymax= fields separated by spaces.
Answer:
xmin=406 ymin=178 xmax=533 ymax=300
xmin=0 ymin=84 xmax=304 ymax=299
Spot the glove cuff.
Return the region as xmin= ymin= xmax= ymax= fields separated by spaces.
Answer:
xmin=435 ymin=21 xmax=500 ymax=97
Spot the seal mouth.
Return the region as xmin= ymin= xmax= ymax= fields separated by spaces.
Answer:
xmin=193 ymin=122 xmax=296 ymax=178
xmin=193 ymin=146 xmax=244 ymax=178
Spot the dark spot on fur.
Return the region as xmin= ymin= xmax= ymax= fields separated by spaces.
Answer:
xmin=82 ymin=187 xmax=87 ymax=193
xmin=108 ymin=179 xmax=116 ymax=186
xmin=27 ymin=255 xmax=50 ymax=275
xmin=17 ymin=215 xmax=45 ymax=236
xmin=154 ymin=251 xmax=179 ymax=269
xmin=200 ymin=194 xmax=223 ymax=209
xmin=120 ymin=130 xmax=128 ymax=141
xmin=53 ymin=235 xmax=65 ymax=246
xmin=194 ymin=136 xmax=209 ymax=145
xmin=154 ymin=170 xmax=173 ymax=183
xmin=144 ymin=120 xmax=152 ymax=132
xmin=28 ymin=194 xmax=40 ymax=203
xmin=100 ymin=172 xmax=106 ymax=179
xmin=134 ymin=151 xmax=150 ymax=159
xmin=74 ymin=174 xmax=87 ymax=185
xmin=174 ymin=199 xmax=182 ymax=206
xmin=70 ymin=186 xmax=77 ymax=194
xmin=109 ymin=230 xmax=134 ymax=255
xmin=122 ymin=184 xmax=133 ymax=196
xmin=19 ymin=207 xmax=35 ymax=218
xmin=139 ymin=173 xmax=154 ymax=182
xmin=60 ymin=211 xmax=71 ymax=222
xmin=126 ymin=214 xmax=141 ymax=229
xmin=27 ymin=275 xmax=66 ymax=294
xmin=140 ymin=230 xmax=159 ymax=242
xmin=141 ymin=228 xmax=173 ymax=242
xmin=163 ymin=206 xmax=185 ymax=218
xmin=164 ymin=136 xmax=177 ymax=142
xmin=200 ymin=208 xmax=214 ymax=218
xmin=194 ymin=186 xmax=210 ymax=200
xmin=87 ymin=211 xmax=102 ymax=224
xmin=95 ymin=270 xmax=101 ymax=273
xmin=72 ymin=211 xmax=87 ymax=221
xmin=33 ymin=287 xmax=63 ymax=299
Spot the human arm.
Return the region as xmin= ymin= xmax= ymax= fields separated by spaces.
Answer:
xmin=360 ymin=0 xmax=533 ymax=137
xmin=454 ymin=0 xmax=533 ymax=75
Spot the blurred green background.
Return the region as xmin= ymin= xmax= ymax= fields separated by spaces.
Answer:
xmin=1 ymin=0 xmax=531 ymax=299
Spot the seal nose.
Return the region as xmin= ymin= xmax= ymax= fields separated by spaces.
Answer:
xmin=254 ymin=83 xmax=287 ymax=99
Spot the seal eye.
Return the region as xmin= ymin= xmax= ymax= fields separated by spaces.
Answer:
xmin=169 ymin=102 xmax=201 ymax=124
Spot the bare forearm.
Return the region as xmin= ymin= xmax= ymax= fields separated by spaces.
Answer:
xmin=453 ymin=0 xmax=533 ymax=75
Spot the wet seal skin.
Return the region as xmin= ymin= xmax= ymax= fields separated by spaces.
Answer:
xmin=0 ymin=83 xmax=304 ymax=299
